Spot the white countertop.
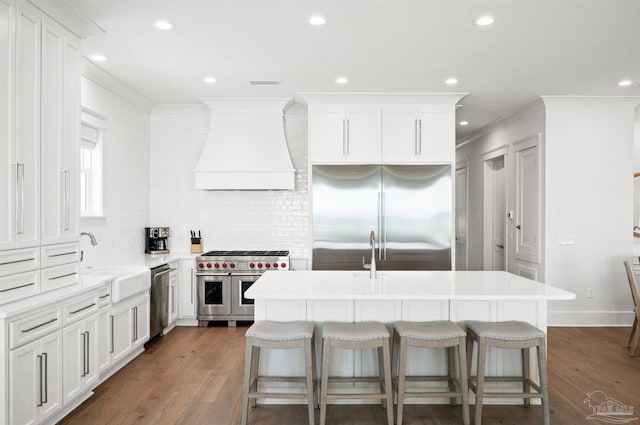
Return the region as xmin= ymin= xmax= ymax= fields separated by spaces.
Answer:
xmin=246 ymin=270 xmax=576 ymax=301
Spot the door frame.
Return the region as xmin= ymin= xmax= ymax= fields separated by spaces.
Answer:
xmin=482 ymin=145 xmax=509 ymax=270
xmin=455 ymin=159 xmax=469 ymax=270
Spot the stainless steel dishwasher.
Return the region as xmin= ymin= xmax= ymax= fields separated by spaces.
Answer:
xmin=150 ymin=264 xmax=173 ymax=338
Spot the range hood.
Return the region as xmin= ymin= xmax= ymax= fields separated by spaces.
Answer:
xmin=194 ymin=98 xmax=295 ymax=190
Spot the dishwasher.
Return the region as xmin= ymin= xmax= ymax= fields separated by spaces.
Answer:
xmin=150 ymin=264 xmax=173 ymax=339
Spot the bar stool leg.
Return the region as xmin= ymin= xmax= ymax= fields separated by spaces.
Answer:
xmin=474 ymin=338 xmax=487 ymax=425
xmin=382 ymin=338 xmax=394 ymax=425
xmin=241 ymin=339 xmax=254 ymax=425
xmin=522 ymin=346 xmax=531 ymax=408
xmin=458 ymin=336 xmax=470 ymax=425
xmin=537 ymin=337 xmax=550 ymax=425
xmin=447 ymin=346 xmax=457 ymax=406
xmin=304 ymin=338 xmax=315 ymax=425
xmin=250 ymin=345 xmax=260 ymax=408
xmin=319 ymin=339 xmax=331 ymax=425
xmin=312 ymin=335 xmax=319 ymax=408
xmin=396 ymin=336 xmax=408 ymax=425
xmin=378 ymin=345 xmax=386 ymax=408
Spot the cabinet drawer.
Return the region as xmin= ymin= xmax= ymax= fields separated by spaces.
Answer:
xmin=0 ymin=247 xmax=40 ymax=277
xmin=41 ymin=243 xmax=80 ymax=268
xmin=0 ymin=271 xmax=40 ymax=305
xmin=97 ymin=284 xmax=112 ymax=307
xmin=63 ymin=293 xmax=99 ymax=325
xmin=41 ymin=263 xmax=80 ymax=292
xmin=9 ymin=306 xmax=62 ymax=349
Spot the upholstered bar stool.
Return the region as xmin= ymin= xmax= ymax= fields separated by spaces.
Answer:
xmin=393 ymin=321 xmax=470 ymax=425
xmin=241 ymin=321 xmax=316 ymax=425
xmin=319 ymin=322 xmax=394 ymax=425
xmin=466 ymin=321 xmax=550 ymax=425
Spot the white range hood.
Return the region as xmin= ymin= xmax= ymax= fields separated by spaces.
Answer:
xmin=194 ymin=98 xmax=295 ymax=190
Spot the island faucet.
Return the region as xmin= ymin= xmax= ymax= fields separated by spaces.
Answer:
xmin=362 ymin=230 xmax=377 ymax=279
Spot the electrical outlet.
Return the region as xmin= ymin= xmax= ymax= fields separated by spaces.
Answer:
xmin=587 ymin=288 xmax=595 ymax=298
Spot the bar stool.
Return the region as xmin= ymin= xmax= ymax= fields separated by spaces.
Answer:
xmin=466 ymin=321 xmax=550 ymax=425
xmin=241 ymin=321 xmax=316 ymax=425
xmin=319 ymin=322 xmax=394 ymax=425
xmin=393 ymin=321 xmax=470 ymax=425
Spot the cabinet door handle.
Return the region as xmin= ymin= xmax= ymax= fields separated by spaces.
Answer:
xmin=16 ymin=163 xmax=24 ymax=235
xmin=190 ymin=268 xmax=194 ymax=303
xmin=342 ymin=119 xmax=347 ymax=155
xmin=64 ymin=170 xmax=71 ymax=231
xmin=42 ymin=352 xmax=48 ymax=404
xmin=37 ymin=354 xmax=43 ymax=407
xmin=346 ymin=119 xmax=350 ymax=155
xmin=70 ymin=302 xmax=95 ymax=315
xmin=48 ymin=251 xmax=76 ymax=258
xmin=414 ymin=119 xmax=419 ymax=155
xmin=21 ymin=318 xmax=57 ymax=334
xmin=110 ymin=315 xmax=114 ymax=353
xmin=131 ymin=309 xmax=136 ymax=342
xmin=86 ymin=331 xmax=90 ymax=375
xmin=417 ymin=119 xmax=422 ymax=155
xmin=0 ymin=257 xmax=35 ymax=266
xmin=0 ymin=282 xmax=35 ymax=293
xmin=50 ymin=272 xmax=77 ymax=280
xmin=81 ymin=332 xmax=87 ymax=377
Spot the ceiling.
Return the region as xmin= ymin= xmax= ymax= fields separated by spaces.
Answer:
xmin=69 ymin=0 xmax=640 ymax=141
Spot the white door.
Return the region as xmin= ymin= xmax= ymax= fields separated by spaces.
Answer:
xmin=382 ymin=107 xmax=418 ymax=163
xmin=418 ymin=109 xmax=455 ymax=163
xmin=345 ymin=107 xmax=381 ymax=163
xmin=483 ymin=155 xmax=507 ymax=271
xmin=455 ymin=165 xmax=468 ymax=270
xmin=9 ymin=339 xmax=39 ymax=425
xmin=97 ymin=307 xmax=112 ymax=373
xmin=309 ymin=108 xmax=346 ymax=162
xmin=62 ymin=320 xmax=83 ymax=403
xmin=178 ymin=259 xmax=196 ymax=318
xmin=132 ymin=296 xmax=150 ymax=349
xmin=515 ymin=140 xmax=541 ymax=263
xmin=38 ymin=330 xmax=63 ymax=420
xmin=111 ymin=303 xmax=133 ymax=363
xmin=0 ymin=0 xmax=14 ymax=251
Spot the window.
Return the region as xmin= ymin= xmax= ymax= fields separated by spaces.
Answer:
xmin=80 ymin=110 xmax=105 ymax=217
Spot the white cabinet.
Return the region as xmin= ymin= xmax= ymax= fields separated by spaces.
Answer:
xmin=178 ymin=258 xmax=196 ymax=319
xmin=62 ymin=314 xmax=98 ymax=404
xmin=40 ymin=19 xmax=80 ymax=246
xmin=110 ymin=292 xmax=149 ymax=364
xmin=96 ymin=306 xmax=111 ymax=374
xmin=9 ymin=329 xmax=62 ymax=425
xmin=382 ymin=106 xmax=455 ymax=163
xmin=167 ymin=261 xmax=178 ymax=325
xmin=0 ymin=0 xmax=41 ymax=251
xmin=309 ymin=106 xmax=381 ymax=163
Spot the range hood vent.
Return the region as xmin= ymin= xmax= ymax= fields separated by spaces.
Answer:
xmin=194 ymin=98 xmax=295 ymax=190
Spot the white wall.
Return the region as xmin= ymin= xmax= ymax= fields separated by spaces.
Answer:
xmin=79 ymin=60 xmax=152 ymax=268
xmin=544 ymin=97 xmax=637 ymax=326
xmin=149 ymin=103 xmax=310 ymax=259
xmin=455 ymin=102 xmax=546 ymax=277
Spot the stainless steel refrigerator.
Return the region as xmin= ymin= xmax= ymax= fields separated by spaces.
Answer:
xmin=312 ymin=164 xmax=452 ymax=270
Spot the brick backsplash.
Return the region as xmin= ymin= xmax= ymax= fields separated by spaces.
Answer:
xmin=149 ymin=104 xmax=310 ymax=258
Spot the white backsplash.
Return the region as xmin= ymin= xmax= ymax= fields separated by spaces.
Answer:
xmin=149 ymin=103 xmax=310 ymax=258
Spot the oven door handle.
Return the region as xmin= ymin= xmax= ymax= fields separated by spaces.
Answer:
xmin=196 ymin=272 xmax=231 ymax=277
xmin=233 ymin=272 xmax=264 ymax=277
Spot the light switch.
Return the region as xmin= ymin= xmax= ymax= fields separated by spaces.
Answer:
xmin=558 ymin=234 xmax=576 ymax=245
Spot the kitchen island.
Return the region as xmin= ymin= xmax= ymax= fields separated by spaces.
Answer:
xmin=245 ymin=270 xmax=575 ymax=405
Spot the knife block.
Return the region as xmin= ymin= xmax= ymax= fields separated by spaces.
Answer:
xmin=190 ymin=243 xmax=203 ymax=254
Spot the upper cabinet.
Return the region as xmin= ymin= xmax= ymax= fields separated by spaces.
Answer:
xmin=303 ymin=94 xmax=465 ymax=165
xmin=40 ymin=18 xmax=80 ymax=245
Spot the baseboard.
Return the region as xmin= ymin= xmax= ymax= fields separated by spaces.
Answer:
xmin=548 ymin=310 xmax=635 ymax=326
xmin=176 ymin=318 xmax=198 ymax=326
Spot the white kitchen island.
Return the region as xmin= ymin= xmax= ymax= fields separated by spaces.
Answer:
xmin=245 ymin=270 xmax=575 ymax=405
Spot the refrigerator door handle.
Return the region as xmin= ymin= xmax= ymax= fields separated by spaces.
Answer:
xmin=377 ymin=192 xmax=382 ymax=260
xmin=382 ymin=191 xmax=387 ymax=260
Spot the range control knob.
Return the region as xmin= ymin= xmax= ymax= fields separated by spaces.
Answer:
xmin=206 ymin=263 xmax=212 ymax=269
xmin=230 ymin=263 xmax=235 ymax=269
xmin=214 ymin=263 xmax=219 ymax=269
xmin=198 ymin=263 xmax=204 ymax=269
xmin=249 ymin=263 xmax=255 ymax=268
xmin=265 ymin=263 xmax=271 ymax=268
xmin=281 ymin=263 xmax=287 ymax=269
xmin=273 ymin=263 xmax=279 ymax=268
xmin=222 ymin=263 xmax=228 ymax=268
xmin=257 ymin=263 xmax=263 ymax=268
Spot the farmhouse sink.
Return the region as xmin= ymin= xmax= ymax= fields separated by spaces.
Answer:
xmin=85 ymin=266 xmax=151 ymax=303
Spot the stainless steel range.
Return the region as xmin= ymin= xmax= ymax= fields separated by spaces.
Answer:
xmin=195 ymin=250 xmax=290 ymax=326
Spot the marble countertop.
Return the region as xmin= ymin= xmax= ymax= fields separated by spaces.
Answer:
xmin=246 ymin=270 xmax=576 ymax=301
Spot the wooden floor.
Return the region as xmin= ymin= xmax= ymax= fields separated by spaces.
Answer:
xmin=58 ymin=326 xmax=640 ymax=425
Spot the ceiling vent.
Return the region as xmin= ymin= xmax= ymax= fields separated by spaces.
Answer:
xmin=248 ymin=80 xmax=282 ymax=85
xmin=194 ymin=98 xmax=295 ymax=190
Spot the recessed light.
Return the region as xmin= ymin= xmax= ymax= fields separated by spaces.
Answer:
xmin=308 ymin=15 xmax=326 ymax=26
xmin=336 ymin=77 xmax=348 ymax=84
xmin=203 ymin=76 xmax=216 ymax=84
xmin=618 ymin=79 xmax=634 ymax=87
xmin=459 ymin=121 xmax=469 ymax=126
xmin=90 ymin=54 xmax=106 ymax=62
xmin=154 ymin=20 xmax=173 ymax=30
xmin=445 ymin=78 xmax=459 ymax=85
xmin=474 ymin=15 xmax=495 ymax=26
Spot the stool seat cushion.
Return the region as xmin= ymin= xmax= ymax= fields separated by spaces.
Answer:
xmin=466 ymin=321 xmax=545 ymax=340
xmin=246 ymin=321 xmax=314 ymax=341
xmin=394 ymin=320 xmax=466 ymax=340
xmin=323 ymin=322 xmax=390 ymax=341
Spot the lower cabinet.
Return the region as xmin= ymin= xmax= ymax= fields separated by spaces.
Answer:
xmin=9 ymin=330 xmax=63 ymax=425
xmin=110 ymin=292 xmax=150 ymax=364
xmin=96 ymin=306 xmax=112 ymax=374
xmin=62 ymin=315 xmax=98 ymax=404
xmin=167 ymin=261 xmax=178 ymax=327
xmin=178 ymin=258 xmax=196 ymax=319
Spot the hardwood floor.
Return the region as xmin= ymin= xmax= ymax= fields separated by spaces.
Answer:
xmin=58 ymin=326 xmax=640 ymax=425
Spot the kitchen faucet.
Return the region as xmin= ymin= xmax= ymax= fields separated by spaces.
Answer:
xmin=362 ymin=230 xmax=377 ymax=279
xmin=81 ymin=232 xmax=98 ymax=246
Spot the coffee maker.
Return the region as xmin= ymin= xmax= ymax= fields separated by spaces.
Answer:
xmin=145 ymin=227 xmax=170 ymax=254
